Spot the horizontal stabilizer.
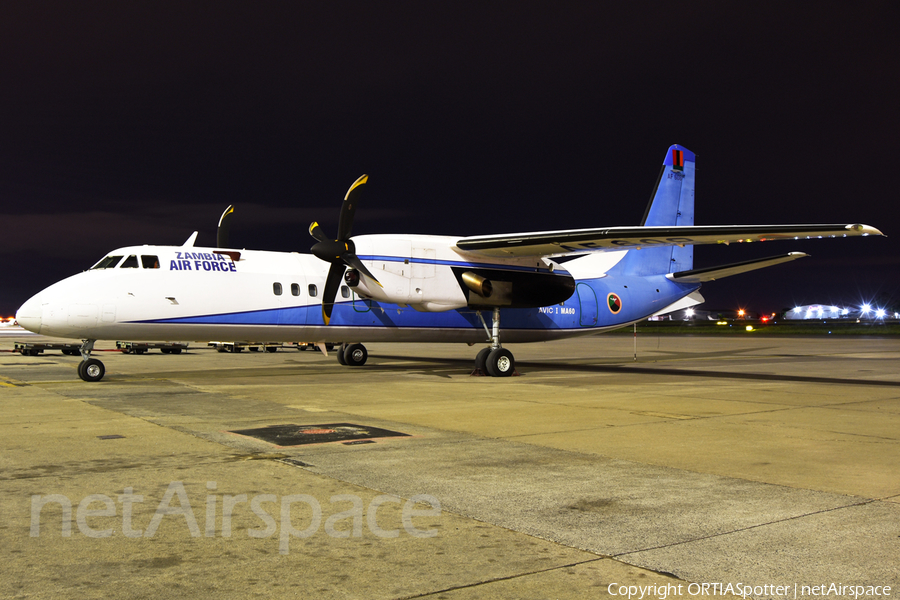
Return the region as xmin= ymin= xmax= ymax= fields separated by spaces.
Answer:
xmin=667 ymin=252 xmax=809 ymax=283
xmin=653 ymin=291 xmax=705 ymax=316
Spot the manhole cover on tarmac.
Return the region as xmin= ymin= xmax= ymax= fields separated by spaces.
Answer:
xmin=229 ymin=423 xmax=410 ymax=446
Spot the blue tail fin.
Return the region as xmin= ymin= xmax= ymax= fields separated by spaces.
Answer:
xmin=622 ymin=145 xmax=696 ymax=275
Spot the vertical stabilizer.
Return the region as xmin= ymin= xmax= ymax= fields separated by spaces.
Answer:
xmin=623 ymin=145 xmax=696 ymax=275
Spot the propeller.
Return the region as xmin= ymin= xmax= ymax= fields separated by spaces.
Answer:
xmin=310 ymin=174 xmax=382 ymax=325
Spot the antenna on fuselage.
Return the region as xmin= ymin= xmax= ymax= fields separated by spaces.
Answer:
xmin=182 ymin=231 xmax=199 ymax=247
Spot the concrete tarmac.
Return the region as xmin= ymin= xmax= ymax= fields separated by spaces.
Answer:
xmin=1 ymin=332 xmax=898 ymax=599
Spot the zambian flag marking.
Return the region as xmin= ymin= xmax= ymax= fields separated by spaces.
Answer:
xmin=607 ymin=293 xmax=622 ymax=314
xmin=672 ymin=149 xmax=684 ymax=172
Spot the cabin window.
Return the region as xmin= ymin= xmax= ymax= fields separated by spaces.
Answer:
xmin=273 ymin=283 xmax=283 ymax=296
xmin=91 ymin=255 xmax=123 ymax=269
xmin=141 ymin=255 xmax=160 ymax=269
xmin=308 ymin=284 xmax=318 ymax=297
xmin=340 ymin=285 xmax=350 ymax=299
xmin=291 ymin=283 xmax=301 ymax=296
xmin=120 ymin=255 xmax=140 ymax=268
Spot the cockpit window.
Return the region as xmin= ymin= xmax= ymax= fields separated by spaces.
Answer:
xmin=91 ymin=255 xmax=123 ymax=269
xmin=141 ymin=255 xmax=160 ymax=269
xmin=120 ymin=255 xmax=139 ymax=268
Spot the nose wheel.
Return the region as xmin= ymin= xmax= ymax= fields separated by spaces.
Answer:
xmin=76 ymin=339 xmax=105 ymax=382
xmin=78 ymin=358 xmax=105 ymax=382
xmin=472 ymin=308 xmax=518 ymax=377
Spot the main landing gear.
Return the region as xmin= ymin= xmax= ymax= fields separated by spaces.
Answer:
xmin=336 ymin=343 xmax=368 ymax=367
xmin=77 ymin=339 xmax=105 ymax=382
xmin=473 ymin=307 xmax=517 ymax=377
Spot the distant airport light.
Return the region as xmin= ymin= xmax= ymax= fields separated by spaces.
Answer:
xmin=685 ymin=308 xmax=694 ymax=317
xmin=875 ymin=309 xmax=886 ymax=318
xmin=794 ymin=307 xmax=802 ymax=312
xmin=745 ymin=325 xmax=754 ymax=331
xmin=737 ymin=309 xmax=745 ymax=317
xmin=861 ymin=304 xmax=871 ymax=313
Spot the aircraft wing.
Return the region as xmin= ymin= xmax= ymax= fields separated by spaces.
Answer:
xmin=454 ymin=223 xmax=883 ymax=258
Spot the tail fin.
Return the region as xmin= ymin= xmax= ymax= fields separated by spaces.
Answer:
xmin=623 ymin=145 xmax=696 ymax=275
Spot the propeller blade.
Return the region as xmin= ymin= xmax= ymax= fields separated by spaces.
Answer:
xmin=337 ymin=175 xmax=368 ymax=241
xmin=321 ymin=262 xmax=345 ymax=325
xmin=344 ymin=253 xmax=383 ymax=288
xmin=217 ymin=205 xmax=234 ymax=248
xmin=309 ymin=221 xmax=330 ymax=243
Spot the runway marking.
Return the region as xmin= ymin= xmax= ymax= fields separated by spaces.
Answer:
xmin=0 ymin=378 xmax=29 ymax=387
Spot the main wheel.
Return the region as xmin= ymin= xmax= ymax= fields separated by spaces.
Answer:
xmin=485 ymin=348 xmax=515 ymax=377
xmin=343 ymin=343 xmax=368 ymax=367
xmin=474 ymin=347 xmax=491 ymax=374
xmin=170 ymin=348 xmax=182 ymax=354
xmin=78 ymin=358 xmax=105 ymax=382
xmin=337 ymin=343 xmax=348 ymax=365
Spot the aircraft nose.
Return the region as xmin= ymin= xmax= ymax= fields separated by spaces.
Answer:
xmin=15 ymin=295 xmax=42 ymax=334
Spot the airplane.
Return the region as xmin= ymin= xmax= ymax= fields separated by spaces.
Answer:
xmin=14 ymin=145 xmax=883 ymax=382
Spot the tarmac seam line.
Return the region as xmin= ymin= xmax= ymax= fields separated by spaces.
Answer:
xmin=611 ymin=497 xmax=880 ymax=559
xmin=397 ymin=555 xmax=612 ymax=599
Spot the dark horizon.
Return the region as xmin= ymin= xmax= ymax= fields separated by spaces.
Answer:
xmin=2 ymin=3 xmax=898 ymax=318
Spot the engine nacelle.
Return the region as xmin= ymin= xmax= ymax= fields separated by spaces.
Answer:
xmin=345 ymin=268 xmax=468 ymax=312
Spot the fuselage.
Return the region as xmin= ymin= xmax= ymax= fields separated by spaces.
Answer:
xmin=15 ymin=234 xmax=701 ymax=344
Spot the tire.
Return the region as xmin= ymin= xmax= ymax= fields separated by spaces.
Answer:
xmin=161 ymin=348 xmax=171 ymax=354
xmin=265 ymin=346 xmax=278 ymax=353
xmin=78 ymin=358 xmax=105 ymax=382
xmin=134 ymin=348 xmax=146 ymax=355
xmin=337 ymin=343 xmax=348 ymax=365
xmin=485 ymin=348 xmax=515 ymax=377
xmin=343 ymin=343 xmax=367 ymax=366
xmin=474 ymin=347 xmax=491 ymax=373
xmin=170 ymin=348 xmax=182 ymax=355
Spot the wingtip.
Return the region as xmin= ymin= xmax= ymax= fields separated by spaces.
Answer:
xmin=847 ymin=223 xmax=885 ymax=237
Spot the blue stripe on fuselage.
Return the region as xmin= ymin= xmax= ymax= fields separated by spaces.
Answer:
xmin=127 ymin=275 xmax=698 ymax=331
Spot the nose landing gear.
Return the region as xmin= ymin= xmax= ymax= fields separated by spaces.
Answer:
xmin=77 ymin=339 xmax=105 ymax=382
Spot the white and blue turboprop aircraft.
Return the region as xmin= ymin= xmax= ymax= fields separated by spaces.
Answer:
xmin=15 ymin=145 xmax=883 ymax=381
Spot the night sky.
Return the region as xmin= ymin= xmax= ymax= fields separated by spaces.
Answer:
xmin=2 ymin=3 xmax=898 ymax=318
